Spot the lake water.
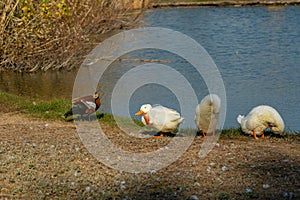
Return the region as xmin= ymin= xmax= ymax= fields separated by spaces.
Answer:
xmin=1 ymin=6 xmax=299 ymax=131
xmin=139 ymin=6 xmax=300 ymax=131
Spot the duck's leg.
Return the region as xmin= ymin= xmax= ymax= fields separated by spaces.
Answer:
xmin=202 ymin=131 xmax=207 ymax=138
xmin=153 ymin=132 xmax=165 ymax=138
xmin=252 ymin=130 xmax=258 ymax=139
xmin=261 ymin=132 xmax=265 ymax=139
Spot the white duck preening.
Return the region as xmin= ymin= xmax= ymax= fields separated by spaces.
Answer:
xmin=237 ymin=105 xmax=285 ymax=139
xmin=194 ymin=94 xmax=221 ymax=138
xmin=135 ymin=104 xmax=184 ymax=138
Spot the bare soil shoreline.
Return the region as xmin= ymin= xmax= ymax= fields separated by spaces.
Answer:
xmin=151 ymin=0 xmax=300 ymax=8
xmin=1 ymin=111 xmax=300 ymax=199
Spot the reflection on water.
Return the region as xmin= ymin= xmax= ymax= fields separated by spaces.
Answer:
xmin=1 ymin=6 xmax=299 ymax=130
xmin=0 ymin=70 xmax=77 ymax=100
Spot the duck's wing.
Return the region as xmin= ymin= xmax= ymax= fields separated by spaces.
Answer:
xmin=254 ymin=107 xmax=284 ymax=132
xmin=151 ymin=106 xmax=182 ymax=122
xmin=243 ymin=109 xmax=270 ymax=134
xmin=72 ymin=95 xmax=94 ymax=104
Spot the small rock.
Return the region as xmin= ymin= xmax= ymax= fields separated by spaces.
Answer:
xmin=222 ymin=166 xmax=228 ymax=171
xmin=283 ymin=192 xmax=289 ymax=198
xmin=45 ymin=123 xmax=49 ymax=127
xmin=263 ymin=184 xmax=270 ymax=189
xmin=190 ymin=195 xmax=198 ymax=200
xmin=120 ymin=181 xmax=126 ymax=190
xmin=206 ymin=166 xmax=211 ymax=173
xmin=194 ymin=182 xmax=200 ymax=187
xmin=215 ymin=143 xmax=220 ymax=147
xmin=146 ymin=182 xmax=153 ymax=186
xmin=86 ymin=186 xmax=91 ymax=192
xmin=210 ymin=162 xmax=216 ymax=166
xmin=245 ymin=188 xmax=252 ymax=193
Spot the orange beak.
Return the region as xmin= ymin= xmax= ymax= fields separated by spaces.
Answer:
xmin=135 ymin=110 xmax=144 ymax=116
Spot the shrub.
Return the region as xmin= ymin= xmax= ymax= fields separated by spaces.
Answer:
xmin=0 ymin=0 xmax=145 ymax=71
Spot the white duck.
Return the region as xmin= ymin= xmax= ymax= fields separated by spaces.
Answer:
xmin=135 ymin=104 xmax=184 ymax=138
xmin=237 ymin=105 xmax=284 ymax=139
xmin=194 ymin=94 xmax=221 ymax=138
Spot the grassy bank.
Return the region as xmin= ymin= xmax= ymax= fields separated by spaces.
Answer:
xmin=0 ymin=92 xmax=298 ymax=138
xmin=0 ymin=92 xmax=70 ymax=119
xmin=0 ymin=92 xmax=117 ymax=124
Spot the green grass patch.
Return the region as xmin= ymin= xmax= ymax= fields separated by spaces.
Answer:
xmin=220 ymin=127 xmax=244 ymax=138
xmin=1 ymin=92 xmax=299 ymax=138
xmin=0 ymin=92 xmax=70 ymax=120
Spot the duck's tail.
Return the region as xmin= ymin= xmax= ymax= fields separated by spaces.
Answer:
xmin=237 ymin=115 xmax=244 ymax=125
xmin=178 ymin=117 xmax=185 ymax=124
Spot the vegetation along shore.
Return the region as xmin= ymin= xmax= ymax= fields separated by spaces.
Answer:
xmin=0 ymin=0 xmax=149 ymax=71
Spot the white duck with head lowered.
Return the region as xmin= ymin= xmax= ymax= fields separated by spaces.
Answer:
xmin=237 ymin=105 xmax=284 ymax=139
xmin=194 ymin=94 xmax=221 ymax=138
xmin=135 ymin=104 xmax=184 ymax=138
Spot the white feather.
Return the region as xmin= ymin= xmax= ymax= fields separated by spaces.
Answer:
xmin=139 ymin=104 xmax=184 ymax=132
xmin=194 ymin=94 xmax=221 ymax=133
xmin=237 ymin=105 xmax=285 ymax=135
xmin=237 ymin=115 xmax=244 ymax=125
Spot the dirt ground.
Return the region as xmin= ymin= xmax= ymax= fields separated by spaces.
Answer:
xmin=1 ymin=111 xmax=299 ymax=199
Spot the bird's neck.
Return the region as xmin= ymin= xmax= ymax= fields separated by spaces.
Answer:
xmin=143 ymin=114 xmax=150 ymax=125
xmin=95 ymin=98 xmax=101 ymax=110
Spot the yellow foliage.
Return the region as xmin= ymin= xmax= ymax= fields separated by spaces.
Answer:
xmin=1 ymin=0 xmax=143 ymax=71
xmin=21 ymin=6 xmax=28 ymax=12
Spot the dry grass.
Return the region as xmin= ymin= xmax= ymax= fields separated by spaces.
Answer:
xmin=1 ymin=111 xmax=299 ymax=199
xmin=0 ymin=0 xmax=146 ymax=71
